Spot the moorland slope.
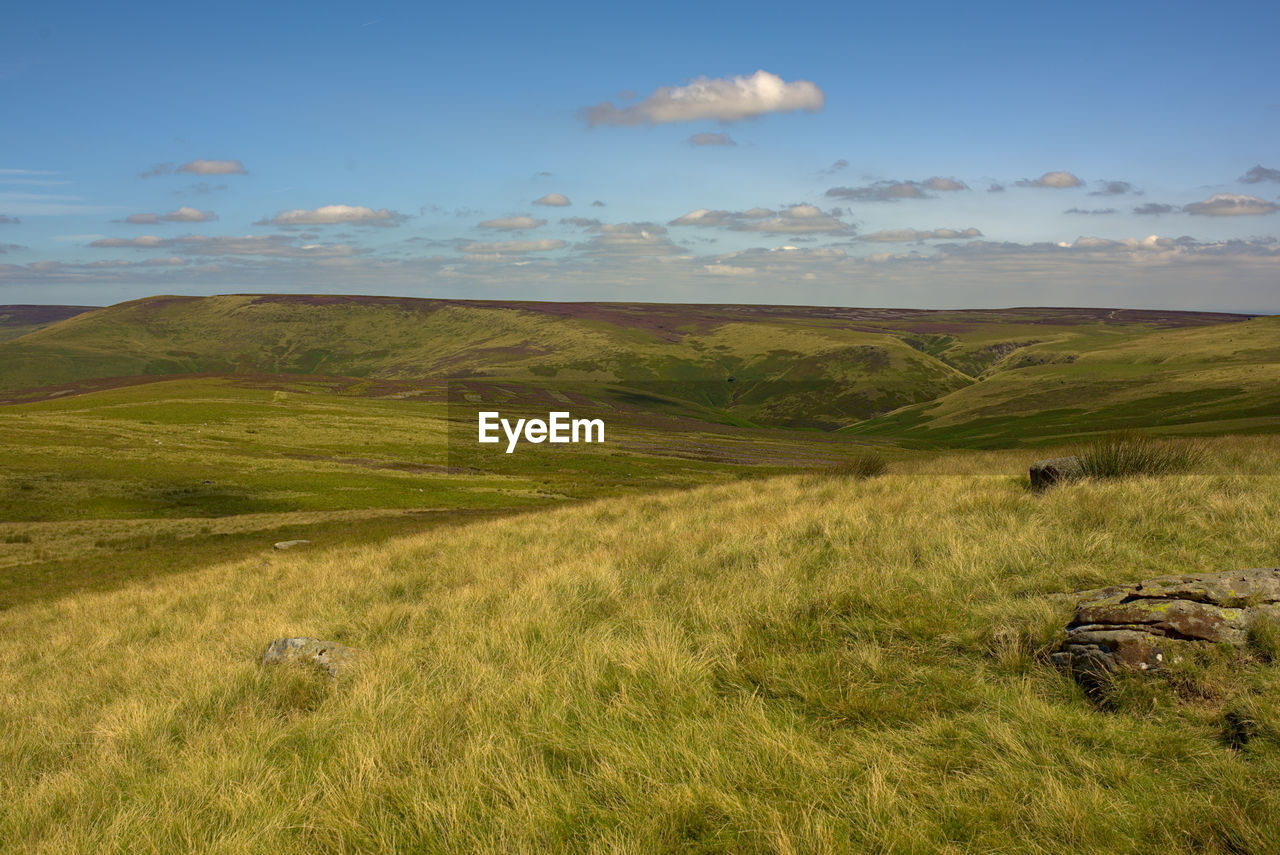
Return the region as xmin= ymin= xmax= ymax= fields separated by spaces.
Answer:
xmin=2 ymin=439 xmax=1279 ymax=853
xmin=0 ymin=295 xmax=1256 ymax=430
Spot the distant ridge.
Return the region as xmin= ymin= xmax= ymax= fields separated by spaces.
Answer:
xmin=0 ymin=294 xmax=1271 ymax=441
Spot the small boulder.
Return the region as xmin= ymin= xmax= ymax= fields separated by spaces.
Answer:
xmin=1053 ymin=568 xmax=1280 ymax=682
xmin=262 ymin=637 xmax=366 ymax=678
xmin=1029 ymin=456 xmax=1084 ymax=491
xmin=273 ymin=539 xmax=311 ymax=551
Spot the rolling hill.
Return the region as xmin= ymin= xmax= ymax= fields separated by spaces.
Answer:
xmin=847 ymin=313 xmax=1280 ymax=445
xmin=0 ymin=295 xmax=1258 ymax=432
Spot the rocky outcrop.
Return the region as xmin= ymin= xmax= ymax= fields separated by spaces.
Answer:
xmin=1029 ymin=456 xmax=1084 ymax=491
xmin=261 ymin=637 xmax=365 ymax=678
xmin=1052 ymin=568 xmax=1280 ymax=681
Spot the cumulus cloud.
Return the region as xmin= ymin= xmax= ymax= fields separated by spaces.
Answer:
xmin=478 ymin=216 xmax=546 ymax=230
xmin=987 ymin=183 xmax=1005 ymax=193
xmin=1239 ymin=165 xmax=1280 ymax=184
xmin=577 ymin=222 xmax=683 ymax=257
xmin=90 ymin=234 xmax=356 ymax=257
xmin=460 ymin=239 xmax=567 ymax=254
xmin=1065 ymin=208 xmax=1117 ymax=215
xmin=1089 ymin=180 xmax=1139 ymax=196
xmin=533 ymin=193 xmax=571 ymax=206
xmin=669 ymin=204 xmax=851 ymax=235
xmin=591 ymin=200 xmax=606 ymax=207
xmin=140 ymin=160 xmax=248 ymax=178
xmin=1184 ymin=193 xmax=1278 ymax=216
xmin=688 ymin=132 xmax=736 ymax=146
xmin=120 ymin=206 xmax=217 ymax=225
xmin=581 ymin=70 xmax=823 ymax=126
xmin=1016 ymin=171 xmax=1083 ymax=188
xmin=703 ymin=264 xmax=755 ymax=275
xmin=825 ymin=177 xmax=968 ymax=201
xmin=0 ymin=215 xmax=18 ymax=224
xmin=255 ymin=204 xmax=407 ymax=227
xmin=177 ymin=159 xmax=248 ymax=176
xmin=0 ymin=243 xmax=21 ymax=253
xmin=560 ymin=217 xmax=601 ymax=228
xmin=860 ymin=227 xmax=982 ymax=242
xmin=1133 ymin=203 xmax=1176 ymax=216
xmin=818 ymin=159 xmax=848 ymax=176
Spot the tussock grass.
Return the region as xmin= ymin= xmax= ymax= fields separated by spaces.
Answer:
xmin=0 ymin=438 xmax=1278 ymax=852
xmin=822 ymin=452 xmax=888 ymax=480
xmin=1079 ymin=430 xmax=1207 ymax=479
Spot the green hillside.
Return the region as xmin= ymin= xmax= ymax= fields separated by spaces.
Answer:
xmin=3 ymin=439 xmax=1279 ymax=853
xmin=0 ymin=296 xmax=1253 ymax=431
xmin=847 ymin=314 xmax=1280 ymax=446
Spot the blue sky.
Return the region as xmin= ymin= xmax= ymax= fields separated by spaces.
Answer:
xmin=2 ymin=0 xmax=1278 ymax=310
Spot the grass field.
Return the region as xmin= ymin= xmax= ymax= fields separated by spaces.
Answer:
xmin=0 ymin=375 xmax=880 ymax=608
xmin=1 ymin=437 xmax=1278 ymax=853
xmin=2 ymin=297 xmax=1278 ymax=852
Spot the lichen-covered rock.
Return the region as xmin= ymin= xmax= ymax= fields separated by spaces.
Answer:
xmin=273 ymin=540 xmax=311 ymax=550
xmin=1053 ymin=568 xmax=1280 ymax=681
xmin=1029 ymin=456 xmax=1084 ymax=491
xmin=261 ymin=637 xmax=365 ymax=678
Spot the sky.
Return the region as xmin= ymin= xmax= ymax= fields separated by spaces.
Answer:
xmin=2 ymin=0 xmax=1278 ymax=312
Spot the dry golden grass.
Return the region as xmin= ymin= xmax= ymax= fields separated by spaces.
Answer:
xmin=1 ymin=437 xmax=1279 ymax=853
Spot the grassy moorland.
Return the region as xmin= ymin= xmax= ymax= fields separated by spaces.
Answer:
xmin=0 ymin=296 xmax=1252 ymax=426
xmin=0 ymin=375 xmax=875 ymax=608
xmin=1 ymin=297 xmax=1278 ymax=851
xmin=847 ymin=313 xmax=1280 ymax=446
xmin=1 ymin=438 xmax=1278 ymax=853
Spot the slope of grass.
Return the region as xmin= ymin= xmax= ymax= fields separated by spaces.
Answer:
xmin=847 ymin=314 xmax=1280 ymax=446
xmin=1 ymin=438 xmax=1278 ymax=853
xmin=0 ymin=375 xmax=885 ymax=608
xmin=0 ymin=297 xmax=1251 ymax=428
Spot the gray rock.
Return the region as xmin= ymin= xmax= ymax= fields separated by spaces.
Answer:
xmin=261 ymin=637 xmax=366 ymax=678
xmin=1053 ymin=568 xmax=1280 ymax=682
xmin=1029 ymin=456 xmax=1084 ymax=491
xmin=273 ymin=539 xmax=311 ymax=550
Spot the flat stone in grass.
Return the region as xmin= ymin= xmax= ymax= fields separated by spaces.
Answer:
xmin=1052 ymin=568 xmax=1280 ymax=682
xmin=1029 ymin=456 xmax=1084 ymax=491
xmin=261 ymin=637 xmax=366 ymax=679
xmin=273 ymin=540 xmax=311 ymax=550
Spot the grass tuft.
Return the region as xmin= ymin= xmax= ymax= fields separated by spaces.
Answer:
xmin=824 ymin=452 xmax=889 ymax=479
xmin=1078 ymin=430 xmax=1206 ymax=479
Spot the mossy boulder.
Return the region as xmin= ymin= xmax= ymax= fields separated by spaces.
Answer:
xmin=1053 ymin=568 xmax=1280 ymax=682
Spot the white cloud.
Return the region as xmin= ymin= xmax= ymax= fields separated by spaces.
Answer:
xmin=861 ymin=227 xmax=982 ymax=242
xmin=533 ymin=193 xmax=571 ymax=207
xmin=578 ymin=222 xmax=683 ymax=257
xmin=460 ymin=239 xmax=567 ymax=254
xmin=582 ymin=70 xmax=824 ymax=126
xmin=256 ymin=204 xmax=407 ymax=226
xmin=478 ymin=216 xmax=546 ymax=230
xmin=1016 ymin=171 xmax=1083 ymax=188
xmin=90 ymin=234 xmax=356 ymax=257
xmin=825 ymin=177 xmax=968 ymax=201
xmin=703 ymin=264 xmax=755 ymax=275
xmin=670 ymin=203 xmax=851 ymax=234
xmin=122 ymin=206 xmax=217 ymax=224
xmin=1183 ymin=193 xmax=1278 ymax=216
xmin=177 ymin=159 xmax=248 ymax=176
